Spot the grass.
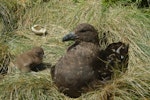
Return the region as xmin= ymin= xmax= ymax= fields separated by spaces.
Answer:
xmin=0 ymin=0 xmax=150 ymax=100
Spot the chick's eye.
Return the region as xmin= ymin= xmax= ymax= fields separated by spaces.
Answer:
xmin=37 ymin=52 xmax=43 ymax=56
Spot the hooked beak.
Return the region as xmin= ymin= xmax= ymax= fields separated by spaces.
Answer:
xmin=62 ymin=32 xmax=77 ymax=42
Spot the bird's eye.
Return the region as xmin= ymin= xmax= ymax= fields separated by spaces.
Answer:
xmin=80 ymin=29 xmax=87 ymax=32
xmin=37 ymin=52 xmax=43 ymax=56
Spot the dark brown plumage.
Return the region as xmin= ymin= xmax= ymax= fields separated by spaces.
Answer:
xmin=15 ymin=47 xmax=45 ymax=72
xmin=97 ymin=42 xmax=129 ymax=80
xmin=51 ymin=23 xmax=100 ymax=98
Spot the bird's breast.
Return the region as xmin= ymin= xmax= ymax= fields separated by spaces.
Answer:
xmin=54 ymin=44 xmax=99 ymax=87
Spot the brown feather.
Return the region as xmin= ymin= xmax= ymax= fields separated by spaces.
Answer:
xmin=15 ymin=47 xmax=44 ymax=72
xmin=97 ymin=42 xmax=129 ymax=80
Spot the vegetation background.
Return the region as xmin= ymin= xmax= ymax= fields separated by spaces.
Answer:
xmin=0 ymin=0 xmax=150 ymax=100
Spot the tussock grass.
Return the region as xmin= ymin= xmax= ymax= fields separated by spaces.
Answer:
xmin=0 ymin=0 xmax=150 ymax=100
xmin=0 ymin=72 xmax=67 ymax=100
xmin=0 ymin=40 xmax=10 ymax=76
